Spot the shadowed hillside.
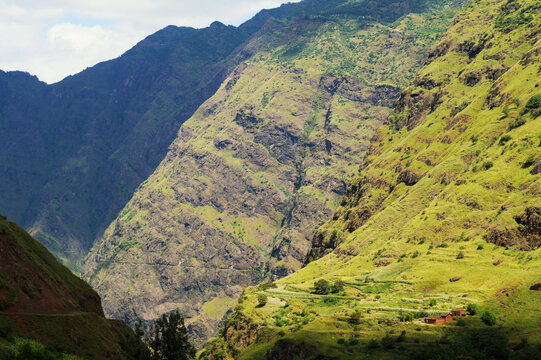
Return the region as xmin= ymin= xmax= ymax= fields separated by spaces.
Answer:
xmin=0 ymin=215 xmax=148 ymax=359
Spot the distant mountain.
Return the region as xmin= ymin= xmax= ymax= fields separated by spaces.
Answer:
xmin=0 ymin=21 xmax=261 ymax=268
xmin=200 ymin=0 xmax=541 ymax=358
xmin=0 ymin=214 xmax=147 ymax=359
xmin=82 ymin=0 xmax=465 ymax=344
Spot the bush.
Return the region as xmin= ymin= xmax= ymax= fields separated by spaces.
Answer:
xmin=331 ymin=280 xmax=345 ymax=294
xmin=348 ymin=338 xmax=360 ymax=346
xmin=348 ymin=310 xmax=362 ymax=325
xmin=481 ymin=310 xmax=497 ymax=326
xmin=499 ymin=135 xmax=512 ymax=145
xmin=482 ymin=161 xmax=494 ymax=170
xmin=467 ymin=303 xmax=479 ymax=315
xmin=508 ymin=116 xmax=526 ymax=130
xmin=368 ymin=339 xmax=379 ymax=349
xmin=257 ymin=294 xmax=268 ymax=307
xmin=477 ymin=244 xmax=484 ymax=250
xmin=456 ymin=251 xmax=465 ymax=259
xmin=313 ymin=279 xmax=330 ymax=295
xmin=278 ymin=330 xmax=285 ymax=337
xmin=525 ymin=94 xmax=541 ymax=110
xmin=429 ymin=299 xmax=437 ymax=307
xmin=381 ymin=334 xmax=395 ymax=349
xmin=457 ymin=318 xmax=467 ymax=327
xmin=399 ymin=312 xmax=414 ymax=322
xmin=337 ymin=338 xmax=345 ymax=345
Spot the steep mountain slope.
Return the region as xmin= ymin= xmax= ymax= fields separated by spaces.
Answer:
xmin=0 ymin=22 xmax=258 ymax=267
xmin=200 ymin=0 xmax=541 ymax=358
xmin=83 ymin=0 xmax=464 ymax=344
xmin=0 ymin=215 xmax=147 ymax=359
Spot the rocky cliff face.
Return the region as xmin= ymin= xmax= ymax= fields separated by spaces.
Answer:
xmin=82 ymin=0 xmax=463 ymax=344
xmin=0 ymin=215 xmax=147 ymax=359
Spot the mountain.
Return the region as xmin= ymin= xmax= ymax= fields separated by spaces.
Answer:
xmin=82 ymin=0 xmax=466 ymax=344
xmin=199 ymin=0 xmax=541 ymax=358
xmin=0 ymin=215 xmax=147 ymax=359
xmin=0 ymin=21 xmax=260 ymax=268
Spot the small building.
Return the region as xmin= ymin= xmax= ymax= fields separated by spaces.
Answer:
xmin=425 ymin=313 xmax=454 ymax=325
xmin=441 ymin=313 xmax=453 ymax=322
xmin=425 ymin=317 xmax=446 ymax=325
xmin=451 ymin=309 xmax=466 ymax=317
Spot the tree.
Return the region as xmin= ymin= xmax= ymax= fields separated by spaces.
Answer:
xmin=481 ymin=310 xmax=497 ymax=326
xmin=467 ymin=303 xmax=479 ymax=315
xmin=257 ymin=294 xmax=268 ymax=307
xmin=313 ymin=279 xmax=330 ymax=295
xmin=149 ymin=311 xmax=196 ymax=360
xmin=331 ymin=280 xmax=344 ymax=294
xmin=348 ymin=310 xmax=362 ymax=325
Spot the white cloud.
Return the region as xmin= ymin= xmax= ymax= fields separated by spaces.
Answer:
xmin=0 ymin=0 xmax=300 ymax=83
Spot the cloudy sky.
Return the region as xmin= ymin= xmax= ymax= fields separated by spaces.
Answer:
xmin=0 ymin=0 xmax=299 ymax=84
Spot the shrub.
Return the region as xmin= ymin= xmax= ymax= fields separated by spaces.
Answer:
xmin=457 ymin=318 xmax=467 ymax=327
xmin=348 ymin=310 xmax=362 ymax=325
xmin=313 ymin=279 xmax=330 ymax=295
xmin=525 ymin=94 xmax=541 ymax=110
xmin=467 ymin=303 xmax=479 ymax=315
xmin=477 ymin=244 xmax=484 ymax=250
xmin=508 ymin=116 xmax=526 ymax=130
xmin=499 ymin=135 xmax=511 ymax=145
xmin=502 ymin=104 xmax=510 ymax=117
xmin=399 ymin=312 xmax=414 ymax=322
xmin=456 ymin=251 xmax=465 ymax=259
xmin=368 ymin=339 xmax=379 ymax=349
xmin=397 ymin=330 xmax=406 ymax=343
xmin=482 ymin=161 xmax=494 ymax=170
xmin=348 ymin=338 xmax=360 ymax=346
xmin=278 ymin=330 xmax=286 ymax=337
xmin=331 ymin=280 xmax=345 ymax=294
xmin=257 ymin=282 xmax=277 ymax=291
xmin=429 ymin=299 xmax=437 ymax=307
xmin=481 ymin=310 xmax=497 ymax=326
xmin=257 ymin=294 xmax=268 ymax=307
xmin=381 ymin=334 xmax=395 ymax=349
xmin=337 ymin=338 xmax=345 ymax=345
xmin=522 ymin=156 xmax=535 ymax=168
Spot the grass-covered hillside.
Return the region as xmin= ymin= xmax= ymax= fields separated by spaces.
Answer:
xmin=82 ymin=0 xmax=465 ymax=344
xmin=200 ymin=0 xmax=541 ymax=358
xmin=0 ymin=215 xmax=147 ymax=359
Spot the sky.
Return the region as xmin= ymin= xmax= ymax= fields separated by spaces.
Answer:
xmin=0 ymin=0 xmax=300 ymax=84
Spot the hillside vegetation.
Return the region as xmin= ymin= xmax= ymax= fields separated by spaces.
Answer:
xmin=0 ymin=215 xmax=147 ymax=359
xmin=200 ymin=0 xmax=541 ymax=358
xmin=82 ymin=0 xmax=465 ymax=344
xmin=0 ymin=22 xmax=259 ymax=268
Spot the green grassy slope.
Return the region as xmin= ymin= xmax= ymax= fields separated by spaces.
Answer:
xmin=82 ymin=0 xmax=464 ymax=345
xmin=200 ymin=0 xmax=541 ymax=358
xmin=0 ymin=215 xmax=147 ymax=359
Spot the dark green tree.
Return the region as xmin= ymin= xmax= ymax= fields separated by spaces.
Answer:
xmin=481 ymin=310 xmax=497 ymax=326
xmin=149 ymin=311 xmax=195 ymax=360
xmin=313 ymin=279 xmax=330 ymax=295
xmin=348 ymin=310 xmax=362 ymax=325
xmin=257 ymin=294 xmax=268 ymax=307
xmin=331 ymin=280 xmax=345 ymax=293
xmin=467 ymin=303 xmax=479 ymax=315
